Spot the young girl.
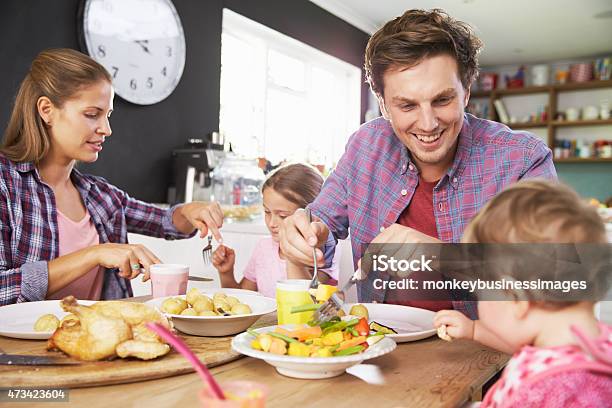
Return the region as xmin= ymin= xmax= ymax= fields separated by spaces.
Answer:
xmin=434 ymin=180 xmax=611 ymax=407
xmin=0 ymin=49 xmax=223 ymax=305
xmin=212 ymin=163 xmax=340 ymax=297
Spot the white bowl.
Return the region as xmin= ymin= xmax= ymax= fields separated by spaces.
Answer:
xmin=146 ymin=292 xmax=276 ymax=336
xmin=231 ymin=325 xmax=396 ymax=379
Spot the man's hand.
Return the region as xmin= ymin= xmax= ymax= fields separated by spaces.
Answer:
xmin=279 ymin=209 xmax=329 ymax=267
xmin=362 ymin=224 xmax=441 ymax=278
xmin=371 ymin=224 xmax=441 ymax=245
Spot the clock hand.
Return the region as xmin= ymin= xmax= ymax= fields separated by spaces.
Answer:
xmin=134 ymin=40 xmax=151 ymax=54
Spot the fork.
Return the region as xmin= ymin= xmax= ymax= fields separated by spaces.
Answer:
xmin=306 ymin=209 xmax=319 ymax=301
xmin=202 ymin=234 xmax=213 ymax=264
xmin=310 ymin=268 xmax=363 ymax=325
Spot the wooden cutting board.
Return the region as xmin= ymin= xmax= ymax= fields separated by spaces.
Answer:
xmin=0 ymin=314 xmax=276 ymax=388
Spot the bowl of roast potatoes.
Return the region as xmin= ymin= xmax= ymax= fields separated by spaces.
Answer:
xmin=146 ymin=288 xmax=277 ymax=336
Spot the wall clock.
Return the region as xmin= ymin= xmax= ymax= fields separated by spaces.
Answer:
xmin=78 ymin=0 xmax=186 ymax=105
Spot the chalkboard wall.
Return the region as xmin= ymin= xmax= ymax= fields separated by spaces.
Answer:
xmin=0 ymin=0 xmax=370 ymax=202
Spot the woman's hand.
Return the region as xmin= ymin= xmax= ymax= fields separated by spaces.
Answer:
xmin=212 ymin=245 xmax=236 ymax=274
xmin=433 ymin=309 xmax=475 ymax=341
xmin=175 ymin=201 xmax=224 ymax=241
xmin=94 ymin=243 xmax=162 ymax=281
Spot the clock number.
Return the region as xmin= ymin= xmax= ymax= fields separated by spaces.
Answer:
xmin=161 ymin=67 xmax=167 ymax=77
xmin=111 ymin=66 xmax=119 ymax=79
xmin=146 ymin=77 xmax=153 ymax=88
xmin=130 ymin=79 xmax=137 ymax=90
xmin=97 ymin=45 xmax=106 ymax=58
xmin=167 ymin=46 xmax=172 ymax=57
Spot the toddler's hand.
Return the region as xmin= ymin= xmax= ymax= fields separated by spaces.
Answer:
xmin=212 ymin=245 xmax=235 ymax=274
xmin=433 ymin=310 xmax=475 ymax=341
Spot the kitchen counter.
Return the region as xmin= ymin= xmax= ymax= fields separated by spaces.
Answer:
xmin=217 ymin=217 xmax=269 ymax=235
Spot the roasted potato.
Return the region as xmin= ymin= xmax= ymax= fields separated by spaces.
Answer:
xmin=349 ymin=304 xmax=369 ymax=320
xmin=186 ymin=288 xmax=202 ymax=306
xmin=174 ymin=297 xmax=188 ymax=311
xmin=161 ymin=298 xmax=185 ymax=315
xmin=180 ymin=308 xmax=198 ymax=316
xmin=230 ymin=303 xmax=252 ymax=315
xmin=34 ymin=314 xmax=60 ymax=332
xmin=198 ymin=310 xmax=217 ymax=316
xmin=192 ymin=297 xmax=213 ymax=313
xmin=225 ymin=296 xmax=240 ymax=308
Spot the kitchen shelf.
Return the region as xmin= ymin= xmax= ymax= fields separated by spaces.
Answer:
xmin=554 ymin=158 xmax=612 ymax=163
xmin=494 ymin=85 xmax=550 ymax=96
xmin=507 ymin=121 xmax=549 ymax=129
xmin=551 ymin=119 xmax=612 ymax=127
xmin=469 ymin=79 xmax=612 ymax=163
xmin=471 ymin=90 xmax=491 ymax=98
xmin=553 ymin=79 xmax=612 ymax=92
xmin=473 ymin=80 xmax=612 ymax=97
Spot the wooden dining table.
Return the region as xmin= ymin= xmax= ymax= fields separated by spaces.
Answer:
xmin=1 ymin=299 xmax=509 ymax=408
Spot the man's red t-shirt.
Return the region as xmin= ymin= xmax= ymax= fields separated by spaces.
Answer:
xmin=384 ymin=177 xmax=453 ymax=311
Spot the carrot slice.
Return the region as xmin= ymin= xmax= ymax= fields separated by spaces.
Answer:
xmin=336 ymin=336 xmax=367 ymax=352
xmin=290 ymin=326 xmax=323 ymax=342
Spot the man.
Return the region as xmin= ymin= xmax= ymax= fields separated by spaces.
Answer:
xmin=279 ymin=9 xmax=556 ymax=314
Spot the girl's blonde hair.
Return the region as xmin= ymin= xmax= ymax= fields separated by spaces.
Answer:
xmin=1 ymin=48 xmax=111 ymax=163
xmin=463 ymin=179 xmax=609 ymax=306
xmin=464 ymin=179 xmax=606 ymax=244
xmin=262 ymin=163 xmax=324 ymax=208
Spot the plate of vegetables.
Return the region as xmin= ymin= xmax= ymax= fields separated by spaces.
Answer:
xmin=231 ymin=316 xmax=396 ymax=379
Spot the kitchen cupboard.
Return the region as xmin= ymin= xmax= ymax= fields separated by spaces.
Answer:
xmin=470 ymin=79 xmax=612 ymax=163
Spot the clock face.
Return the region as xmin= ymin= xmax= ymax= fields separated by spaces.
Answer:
xmin=80 ymin=0 xmax=186 ymax=105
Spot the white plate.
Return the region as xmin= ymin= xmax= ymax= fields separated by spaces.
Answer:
xmin=0 ymin=300 xmax=95 ymax=340
xmin=146 ymin=292 xmax=276 ymax=337
xmin=347 ymin=303 xmax=437 ymax=343
xmin=232 ymin=325 xmax=396 ymax=379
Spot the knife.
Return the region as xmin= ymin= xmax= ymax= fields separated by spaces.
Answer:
xmin=188 ymin=275 xmax=213 ymax=282
xmin=0 ymin=354 xmax=80 ymax=366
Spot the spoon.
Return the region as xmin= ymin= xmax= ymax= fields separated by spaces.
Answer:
xmin=146 ymin=322 xmax=225 ymax=400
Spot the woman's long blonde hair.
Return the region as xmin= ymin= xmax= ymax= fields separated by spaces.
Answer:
xmin=1 ymin=48 xmax=111 ymax=163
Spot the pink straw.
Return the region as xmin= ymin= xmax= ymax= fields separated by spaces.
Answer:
xmin=146 ymin=322 xmax=225 ymax=400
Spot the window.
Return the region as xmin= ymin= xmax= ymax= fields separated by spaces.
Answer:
xmin=219 ymin=9 xmax=361 ymax=170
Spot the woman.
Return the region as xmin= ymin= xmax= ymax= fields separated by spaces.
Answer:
xmin=0 ymin=48 xmax=223 ymax=305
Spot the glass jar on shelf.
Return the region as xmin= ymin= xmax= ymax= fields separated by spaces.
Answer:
xmin=211 ymin=155 xmax=266 ymax=222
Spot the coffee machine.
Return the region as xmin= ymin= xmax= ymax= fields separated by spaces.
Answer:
xmin=168 ymin=133 xmax=226 ymax=204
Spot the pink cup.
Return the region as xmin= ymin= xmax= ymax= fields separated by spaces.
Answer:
xmin=149 ymin=264 xmax=189 ymax=298
xmin=199 ymin=381 xmax=268 ymax=408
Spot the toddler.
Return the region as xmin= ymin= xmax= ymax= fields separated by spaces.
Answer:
xmin=434 ymin=180 xmax=611 ymax=407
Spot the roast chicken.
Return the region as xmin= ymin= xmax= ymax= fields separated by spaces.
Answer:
xmin=48 ymin=296 xmax=172 ymax=361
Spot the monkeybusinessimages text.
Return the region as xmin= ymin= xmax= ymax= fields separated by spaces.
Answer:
xmin=370 ymin=255 xmax=588 ymax=294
